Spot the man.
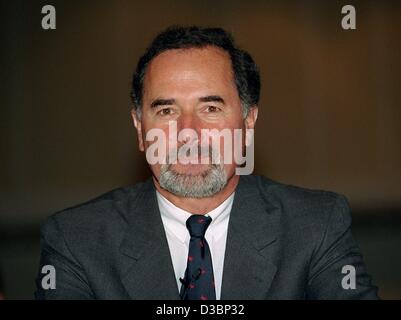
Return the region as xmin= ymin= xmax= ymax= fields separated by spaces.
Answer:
xmin=35 ymin=26 xmax=378 ymax=299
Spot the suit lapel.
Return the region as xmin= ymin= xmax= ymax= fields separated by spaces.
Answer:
xmin=221 ymin=176 xmax=280 ymax=300
xmin=119 ymin=178 xmax=180 ymax=300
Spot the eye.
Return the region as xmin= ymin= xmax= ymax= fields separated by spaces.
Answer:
xmin=206 ymin=105 xmax=220 ymax=113
xmin=157 ymin=107 xmax=173 ymax=116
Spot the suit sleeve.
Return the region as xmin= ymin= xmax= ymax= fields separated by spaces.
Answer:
xmin=306 ymin=195 xmax=379 ymax=299
xmin=35 ymin=216 xmax=94 ymax=299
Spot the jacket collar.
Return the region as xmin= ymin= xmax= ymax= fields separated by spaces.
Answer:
xmin=119 ymin=178 xmax=180 ymax=299
xmin=220 ymin=175 xmax=280 ymax=299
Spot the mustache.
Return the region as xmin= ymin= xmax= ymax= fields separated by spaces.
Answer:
xmin=165 ymin=143 xmax=221 ymax=163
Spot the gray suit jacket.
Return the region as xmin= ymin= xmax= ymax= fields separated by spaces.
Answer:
xmin=35 ymin=175 xmax=379 ymax=299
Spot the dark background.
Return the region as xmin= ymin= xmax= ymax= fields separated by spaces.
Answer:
xmin=0 ymin=0 xmax=400 ymax=299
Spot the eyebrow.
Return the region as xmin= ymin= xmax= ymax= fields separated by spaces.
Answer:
xmin=199 ymin=95 xmax=225 ymax=104
xmin=150 ymin=98 xmax=175 ymax=109
xmin=150 ymin=95 xmax=225 ymax=109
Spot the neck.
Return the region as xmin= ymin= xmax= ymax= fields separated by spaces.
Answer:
xmin=152 ymin=174 xmax=239 ymax=215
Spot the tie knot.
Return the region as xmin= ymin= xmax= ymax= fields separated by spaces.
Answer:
xmin=186 ymin=215 xmax=212 ymax=238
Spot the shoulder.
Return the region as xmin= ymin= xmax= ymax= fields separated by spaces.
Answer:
xmin=40 ymin=179 xmax=151 ymax=244
xmin=241 ymin=174 xmax=351 ymax=228
xmin=241 ymin=174 xmax=345 ymax=204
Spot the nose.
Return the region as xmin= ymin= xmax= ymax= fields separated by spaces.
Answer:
xmin=177 ymin=111 xmax=202 ymax=143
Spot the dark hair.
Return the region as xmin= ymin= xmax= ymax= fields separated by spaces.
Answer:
xmin=131 ymin=26 xmax=260 ymax=118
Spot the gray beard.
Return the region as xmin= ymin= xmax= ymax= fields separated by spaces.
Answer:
xmin=159 ymin=163 xmax=227 ymax=198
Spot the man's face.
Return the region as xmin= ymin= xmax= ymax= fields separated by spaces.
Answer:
xmin=132 ymin=46 xmax=257 ymax=197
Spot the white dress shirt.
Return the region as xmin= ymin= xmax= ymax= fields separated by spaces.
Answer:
xmin=156 ymin=190 xmax=234 ymax=300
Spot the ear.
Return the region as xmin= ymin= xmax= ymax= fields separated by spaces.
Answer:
xmin=131 ymin=108 xmax=145 ymax=152
xmin=245 ymin=106 xmax=258 ymax=130
xmin=244 ymin=106 xmax=258 ymax=147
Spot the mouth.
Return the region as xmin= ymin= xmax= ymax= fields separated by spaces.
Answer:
xmin=167 ymin=145 xmax=219 ymax=165
xmin=169 ymin=162 xmax=212 ymax=176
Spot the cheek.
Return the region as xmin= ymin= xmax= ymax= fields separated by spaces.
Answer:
xmin=141 ymin=126 xmax=173 ymax=162
xmin=205 ymin=114 xmax=244 ymax=133
xmin=141 ymin=121 xmax=168 ymax=143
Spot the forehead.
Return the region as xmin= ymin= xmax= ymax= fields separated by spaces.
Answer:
xmin=144 ymin=46 xmax=235 ymax=92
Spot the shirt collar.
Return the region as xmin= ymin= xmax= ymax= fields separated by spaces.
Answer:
xmin=156 ymin=190 xmax=235 ymax=243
